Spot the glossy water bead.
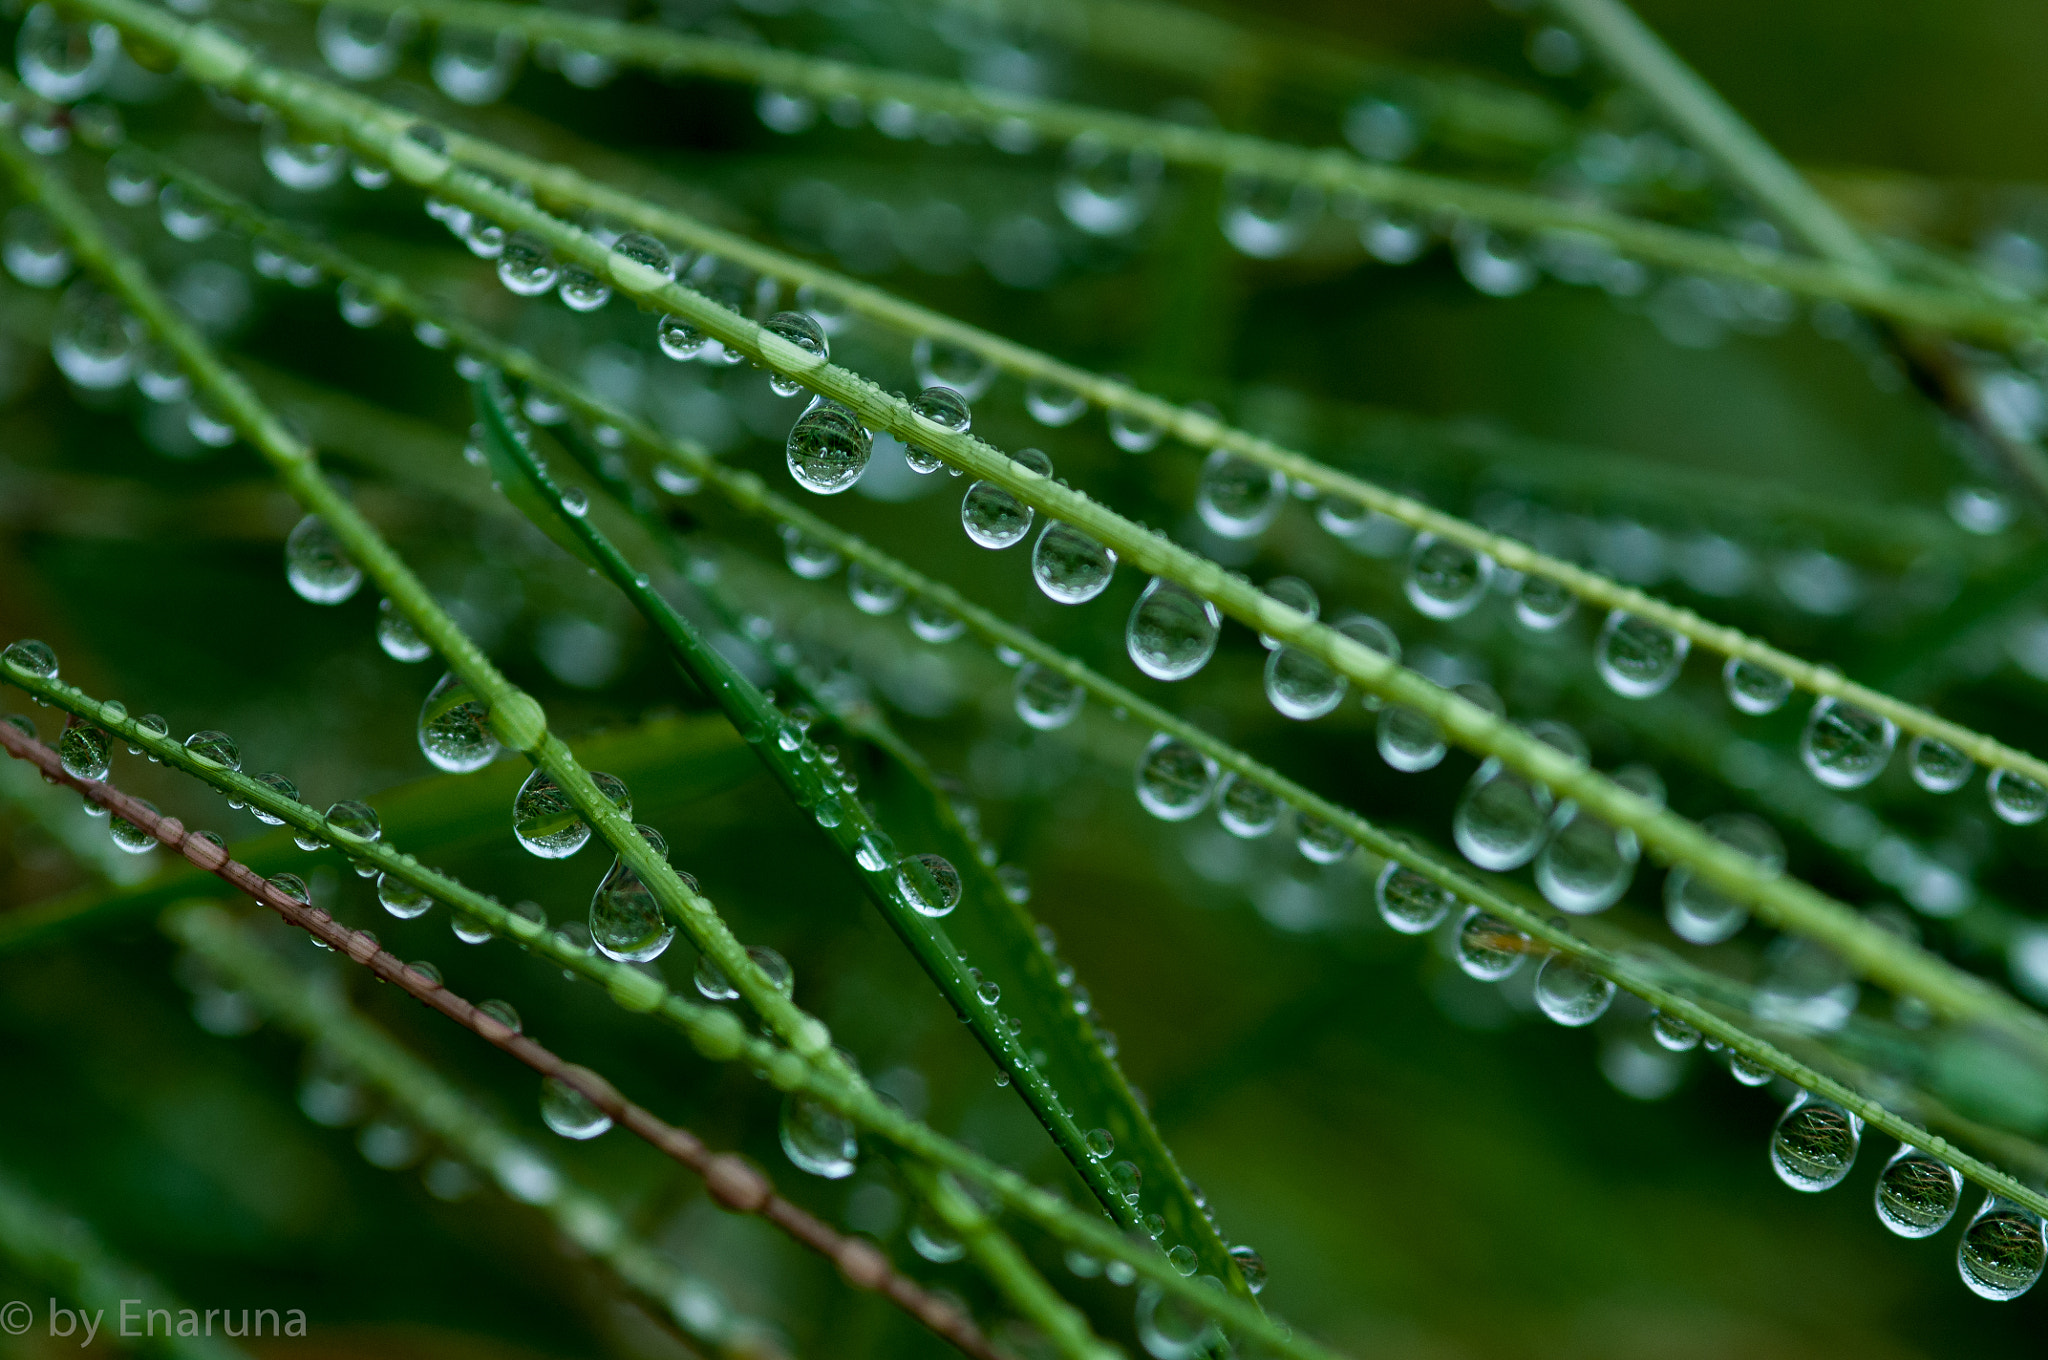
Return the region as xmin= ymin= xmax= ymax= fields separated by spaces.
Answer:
xmin=1664 ymin=813 xmax=1783 ymax=945
xmin=1013 ymin=664 xmax=1084 ymax=730
xmin=961 ymin=447 xmax=1052 ymax=549
xmin=1875 ymin=1146 xmax=1961 ymax=1238
xmin=417 ymin=673 xmax=500 ymax=773
xmin=497 ymin=233 xmax=558 ymax=296
xmin=762 ymin=310 xmax=828 ymax=396
xmin=58 ymin=718 xmax=110 ymax=782
xmin=905 ymin=385 xmax=971 ymax=472
xmin=540 ymin=1076 xmax=612 ymax=1140
xmin=895 ymin=853 xmax=962 ymax=917
xmin=1126 ymin=579 xmax=1220 ymax=681
xmin=1800 ymin=698 xmax=1896 ymax=790
xmin=1195 ymin=450 xmax=1284 ymax=539
xmin=1722 ymin=657 xmax=1792 ymax=715
xmin=1957 ymin=1196 xmax=2046 ymax=1300
xmin=781 ymin=1093 xmax=857 ymax=1179
xmin=285 ymin=514 xmax=363 ymax=605
xmin=513 ymin=767 xmax=632 ymax=857
xmin=786 ymin=398 xmax=872 ymax=494
xmin=1215 ymin=773 xmax=1280 ymax=838
xmin=1535 ymin=764 xmax=1660 ymax=915
xmin=589 ymin=824 xmax=677 ymax=962
xmin=1769 ymin=1092 xmax=1860 ymax=1191
xmin=1988 ymin=768 xmax=2048 ymax=826
xmin=1135 ymin=734 xmax=1217 ymax=821
xmin=1907 ymin=736 xmax=1973 ymax=793
xmin=1374 ymin=863 xmax=1457 ymax=934
xmin=1532 ymin=955 xmax=1614 ymax=1026
xmin=1404 ymin=533 xmax=1493 ymax=619
xmin=1455 ymin=908 xmax=1527 ymax=981
xmin=1595 ymin=611 xmax=1689 ymax=698
xmin=1032 ymin=522 xmax=1116 ymax=604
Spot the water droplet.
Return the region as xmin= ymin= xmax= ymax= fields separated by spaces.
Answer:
xmin=1455 ymin=908 xmax=1527 ymax=980
xmin=1959 ymin=1196 xmax=2045 ymax=1300
xmin=326 ymin=798 xmax=381 ymax=858
xmin=911 ymin=337 xmax=995 ymax=401
xmin=1874 ymin=1145 xmax=1961 ymax=1238
xmin=786 ymin=398 xmax=872 ymax=495
xmin=846 ymin=562 xmax=905 ymax=615
xmin=158 ymin=183 xmax=218 ymax=243
xmin=1665 ymin=812 xmax=1782 ymax=945
xmin=559 ymin=486 xmax=589 ymax=517
xmin=973 ymin=972 xmax=1000 ymax=1005
xmin=476 ymin=998 xmax=521 ymax=1034
xmin=107 ymin=801 xmax=157 ymax=853
xmin=1514 ymin=575 xmax=1577 ymax=630
xmin=1729 ymin=1053 xmax=1773 ymax=1086
xmin=763 ymin=310 xmax=827 ymax=396
xmin=1195 ymin=450 xmax=1284 ymax=539
xmin=961 ymin=447 xmax=1051 ymax=548
xmin=540 ymin=1076 xmax=612 ymax=1139
xmin=1014 ymin=664 xmax=1083 ymax=730
xmin=1405 ymin=534 xmax=1493 ymax=619
xmin=896 ymin=853 xmax=962 ymax=917
xmin=496 ymin=231 xmax=557 ymax=296
xmin=4 ymin=205 xmax=69 ymax=289
xmin=780 ymin=1092 xmax=857 ymax=1178
xmin=513 ymin=768 xmax=631 ymax=858
xmin=1295 ymin=812 xmax=1353 ymax=864
xmin=1135 ymin=734 xmax=1216 ymax=821
xmin=907 ymin=598 xmax=965 ymax=643
xmin=1057 ymin=134 xmax=1161 ymax=238
xmin=855 ymin=832 xmax=893 ymax=873
xmin=432 ymin=26 xmax=521 ymax=104
xmin=418 ymin=673 xmax=500 ymax=773
xmin=1216 ymin=773 xmax=1279 ymax=838
xmin=1595 ymin=612 xmax=1688 ymax=698
xmin=316 ymin=4 xmax=412 ymax=80
xmin=909 ymin=1204 xmax=965 ymax=1262
xmin=270 ymin=873 xmax=312 ymax=905
xmin=557 ymin=265 xmax=611 ymax=312
xmin=1108 ymin=404 xmax=1164 ymax=453
xmin=1769 ymin=1092 xmax=1861 ymax=1191
xmin=1453 ymin=758 xmax=1551 ymax=871
xmin=611 ymin=231 xmax=673 ymax=281
xmin=260 ymin=115 xmax=345 ymax=192
xmin=374 ymin=597 xmax=431 ymax=663
xmin=1032 ymin=522 xmax=1116 ymax=604
xmin=1800 ymin=698 xmax=1896 ymax=790
xmin=285 ymin=514 xmax=363 ymax=605
xmin=1533 ymin=955 xmax=1615 ymax=1026
xmin=1229 ymin=1244 xmax=1267 ymax=1294
xmin=58 ymin=719 xmax=110 ymax=781
xmin=183 ymin=729 xmax=241 ymax=772
xmin=1110 ymin=1160 xmax=1142 ymax=1203
xmin=1377 ymin=705 xmax=1446 ymax=773
xmin=2 ymin=639 xmax=58 ymax=679
xmin=1264 ymin=645 xmax=1344 ymax=720
xmin=1989 ymin=769 xmax=2048 ymax=826
xmin=1375 ymin=862 xmax=1456 ymax=935
xmin=1220 ymin=174 xmax=1321 ymax=258
xmin=657 ymin=312 xmax=706 ymax=359
xmin=1259 ymin=577 xmax=1319 ymax=648
xmin=51 ymin=284 xmax=136 ymax=390
xmin=905 ymin=385 xmax=971 ymax=472
xmin=1126 ymin=579 xmax=1219 ymax=681
xmin=1650 ymin=1012 xmax=1700 ymax=1051
xmin=1535 ymin=779 xmax=1648 ymax=916
xmin=377 ymin=872 xmax=433 ymax=919
xmin=777 ymin=525 xmax=841 ymax=580
xmin=246 ymin=771 xmax=296 ymax=824
xmin=1025 ymin=377 xmax=1087 ymax=426
xmin=1135 ymin=1281 xmax=1221 ymax=1360
xmin=1907 ymin=736 xmax=1973 ymax=793
xmin=1084 ymin=1128 xmax=1114 ymax=1160
xmin=17 ymin=5 xmax=116 ymax=101
xmin=590 ymin=826 xmax=676 ymax=963
xmin=1166 ymin=1244 xmax=1199 ymax=1277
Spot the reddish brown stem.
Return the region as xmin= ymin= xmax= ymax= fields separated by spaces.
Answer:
xmin=0 ymin=718 xmax=1003 ymax=1360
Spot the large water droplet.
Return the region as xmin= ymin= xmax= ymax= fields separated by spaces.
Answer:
xmin=1258 ymin=577 xmax=1319 ymax=649
xmin=1455 ymin=907 xmax=1527 ymax=980
xmin=1770 ymin=1092 xmax=1860 ymax=1191
xmin=2 ymin=639 xmax=58 ymax=679
xmin=418 ymin=672 xmax=500 ymax=773
xmin=1664 ymin=812 xmax=1783 ymax=945
xmin=1533 ymin=955 xmax=1615 ymax=1026
xmin=1875 ymin=1145 xmax=1961 ymax=1238
xmin=1216 ymin=773 xmax=1279 ymax=838
xmin=1056 ymin=134 xmax=1161 ymax=237
xmin=247 ymin=771 xmax=296 ymax=825
xmin=1377 ymin=704 xmax=1446 ymax=772
xmin=514 ymin=768 xmax=631 ymax=858
xmin=1032 ymin=522 xmax=1115 ymax=604
xmin=1535 ymin=765 xmax=1657 ymax=915
xmin=432 ymin=26 xmax=521 ymax=105
xmin=52 ymin=284 xmax=137 ymax=390
xmin=1650 ymin=1012 xmax=1700 ymax=1051
xmin=1799 ymin=698 xmax=1896 ymax=789
xmin=285 ymin=514 xmax=363 ymax=605
xmin=780 ymin=1093 xmax=857 ymax=1178
xmin=1907 ymin=736 xmax=1973 ymax=793
xmin=4 ymin=205 xmax=70 ymax=289
xmin=1989 ymin=769 xmax=2048 ymax=825
xmin=1453 ymin=757 xmax=1552 ymax=871
xmin=895 ymin=853 xmax=961 ymax=917
xmin=376 ymin=597 xmax=430 ymax=662
xmin=497 ymin=232 xmax=558 ymax=296
xmin=1722 ymin=657 xmax=1793 ymax=714
xmin=557 ymin=266 xmax=611 ymax=312
xmin=1230 ymin=1244 xmax=1268 ymax=1295
xmin=377 ymin=872 xmax=433 ymax=919
xmin=1025 ymin=377 xmax=1087 ymax=426
xmin=260 ymin=115 xmax=346 ymax=192
xmin=1958 ymin=1196 xmax=2045 ymax=1300
xmin=1219 ymin=174 xmax=1322 ymax=259
xmin=1135 ymin=733 xmax=1216 ymax=821
xmin=905 ymin=385 xmax=971 ymax=472
xmin=316 ymin=4 xmax=412 ymax=81
xmin=1595 ymin=611 xmax=1689 ymax=698
xmin=1375 ymin=862 xmax=1456 ymax=935
xmin=540 ymin=1076 xmax=612 ymax=1139
xmin=1195 ymin=450 xmax=1284 ymax=539
xmin=847 ymin=563 xmax=906 ymax=616
xmin=961 ymin=447 xmax=1051 ymax=549
xmin=1405 ymin=533 xmax=1492 ymax=619
xmin=183 ymin=729 xmax=241 ymax=771
xmin=786 ymin=398 xmax=871 ymax=495
xmin=110 ymin=800 xmax=158 ymax=853
xmin=17 ymin=5 xmax=116 ymax=101
xmin=1126 ymin=579 xmax=1219 ymax=681
xmin=58 ymin=718 xmax=110 ymax=781
xmin=1295 ymin=813 xmax=1353 ymax=864
xmin=1265 ymin=645 xmax=1343 ymax=720
xmin=1013 ymin=663 xmax=1083 ymax=730
xmin=1514 ymin=575 xmax=1577 ymax=631
xmin=762 ymin=310 xmax=827 ymax=396
xmin=590 ymin=825 xmax=677 ymax=963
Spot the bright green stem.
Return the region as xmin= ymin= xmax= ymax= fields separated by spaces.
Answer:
xmin=0 ymin=103 xmax=834 ymax=1103
xmin=473 ymin=373 xmax=1255 ymax=1291
xmin=225 ymin=0 xmax=2048 ymax=344
xmin=120 ymin=53 xmax=2048 ymax=798
xmin=1545 ymin=0 xmax=1882 ymax=274
xmin=0 ymin=1166 xmax=249 ymax=1360
xmin=165 ymin=903 xmax=780 ymax=1360
xmin=0 ymin=667 xmax=1323 ymax=1360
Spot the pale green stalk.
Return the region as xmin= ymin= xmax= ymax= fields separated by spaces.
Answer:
xmin=0 ymin=664 xmax=1327 ymax=1360
xmin=167 ymin=904 xmax=789 ymax=1360
xmin=225 ymin=0 xmax=2048 ymax=344
xmin=113 ymin=50 xmax=2048 ymax=796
